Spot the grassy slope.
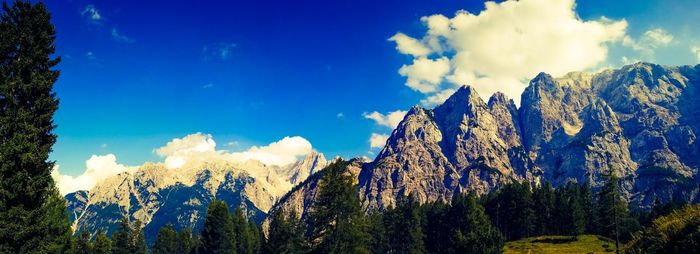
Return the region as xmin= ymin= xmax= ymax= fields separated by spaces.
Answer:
xmin=504 ymin=235 xmax=616 ymax=254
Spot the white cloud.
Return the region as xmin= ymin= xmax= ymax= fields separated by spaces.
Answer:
xmin=363 ymin=110 xmax=407 ymax=129
xmin=389 ymin=33 xmax=431 ymax=57
xmin=369 ymin=133 xmax=389 ymax=148
xmin=398 ymin=57 xmax=450 ymax=93
xmin=623 ymin=28 xmax=674 ymax=57
xmin=336 ymin=112 xmax=344 ymax=118
xmin=53 ymin=133 xmax=318 ymax=194
xmin=691 ymin=46 xmax=700 ymax=62
xmin=81 ymin=5 xmax=102 ymax=23
xmin=202 ymin=83 xmax=215 ymax=89
xmin=227 ymin=136 xmax=313 ymax=167
xmin=154 ymin=133 xmax=314 ymax=169
xmin=643 ymin=29 xmax=673 ymax=47
xmin=111 ymin=28 xmax=134 ymax=43
xmin=391 ymin=0 xmax=628 ymax=105
xmin=52 ymin=154 xmax=133 ymax=195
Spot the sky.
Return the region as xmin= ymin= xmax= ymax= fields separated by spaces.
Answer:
xmin=41 ymin=0 xmax=700 ymax=194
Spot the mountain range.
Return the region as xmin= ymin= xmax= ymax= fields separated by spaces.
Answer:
xmin=65 ymin=151 xmax=327 ymax=242
xmin=66 ymin=62 xmax=700 ymax=241
xmin=269 ymin=62 xmax=700 ymax=223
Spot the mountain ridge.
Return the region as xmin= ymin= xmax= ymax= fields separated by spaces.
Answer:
xmin=268 ymin=62 xmax=700 ymax=225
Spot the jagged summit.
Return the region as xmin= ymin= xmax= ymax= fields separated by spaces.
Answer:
xmin=268 ymin=63 xmax=700 ymax=225
xmin=65 ymin=151 xmax=327 ymax=242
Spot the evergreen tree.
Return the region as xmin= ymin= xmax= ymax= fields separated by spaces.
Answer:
xmin=366 ymin=212 xmax=387 ymax=254
xmin=92 ymin=231 xmax=112 ymax=254
xmin=484 ymin=182 xmax=535 ymax=240
xmin=232 ymin=207 xmax=255 ymax=254
xmin=449 ymin=194 xmax=504 ymax=254
xmin=176 ymin=228 xmax=196 ymax=254
xmin=307 ymin=160 xmax=370 ymax=254
xmin=133 ymin=220 xmax=147 ymax=254
xmin=383 ymin=196 xmax=424 ymax=254
xmin=423 ymin=201 xmax=450 ymax=253
xmin=71 ymin=230 xmax=92 ymax=254
xmin=153 ymin=224 xmax=178 ymax=254
xmin=0 ymin=1 xmax=71 ymax=252
xmin=597 ymin=175 xmax=639 ymax=252
xmin=532 ymin=182 xmax=555 ymax=235
xmin=580 ymin=184 xmax=597 ymax=233
xmin=265 ymin=209 xmax=309 ymax=254
xmin=247 ymin=220 xmax=263 ymax=254
xmin=111 ymin=218 xmax=134 ymax=254
xmin=200 ymin=200 xmax=235 ymax=254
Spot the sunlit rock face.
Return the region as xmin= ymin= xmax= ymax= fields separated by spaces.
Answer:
xmin=65 ymin=152 xmax=327 ymax=243
xmin=269 ymin=63 xmax=700 ymax=224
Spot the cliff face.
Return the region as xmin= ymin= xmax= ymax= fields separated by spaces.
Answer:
xmin=270 ymin=63 xmax=700 ymax=222
xmin=65 ymin=152 xmax=327 ymax=242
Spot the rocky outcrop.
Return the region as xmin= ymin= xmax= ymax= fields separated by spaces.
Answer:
xmin=269 ymin=63 xmax=700 ymax=223
xmin=65 ymin=152 xmax=327 ymax=242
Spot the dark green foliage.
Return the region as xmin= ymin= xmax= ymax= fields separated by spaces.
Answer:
xmin=382 ymin=196 xmax=425 ymax=253
xmin=307 ymin=160 xmax=370 ymax=254
xmin=153 ymin=224 xmax=178 ymax=254
xmin=232 ymin=207 xmax=258 ymax=254
xmin=110 ymin=217 xmax=147 ymax=254
xmin=366 ymin=212 xmax=387 ymax=254
xmin=422 ymin=201 xmax=450 ymax=253
xmin=133 ymin=220 xmax=147 ymax=254
xmin=70 ymin=230 xmax=92 ymax=254
xmin=111 ymin=218 xmax=134 ymax=254
xmin=448 ymin=194 xmax=504 ymax=254
xmin=484 ymin=181 xmax=535 ymax=240
xmin=265 ymin=209 xmax=309 ymax=254
xmin=625 ymin=205 xmax=700 ymax=254
xmin=176 ymin=228 xmax=196 ymax=254
xmin=532 ymin=182 xmax=555 ymax=235
xmin=596 ymin=175 xmax=639 ymax=242
xmin=200 ymin=200 xmax=235 ymax=254
xmin=0 ymin=0 xmax=72 ymax=252
xmin=92 ymin=231 xmax=112 ymax=254
xmin=551 ymin=182 xmax=586 ymax=236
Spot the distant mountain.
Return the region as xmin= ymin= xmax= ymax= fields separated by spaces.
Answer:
xmin=269 ymin=63 xmax=700 ymax=223
xmin=65 ymin=151 xmax=326 ymax=243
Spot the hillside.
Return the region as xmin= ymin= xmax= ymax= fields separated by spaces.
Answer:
xmin=270 ymin=62 xmax=700 ymax=222
xmin=504 ymin=235 xmax=615 ymax=254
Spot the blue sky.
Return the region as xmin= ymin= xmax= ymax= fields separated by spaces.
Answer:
xmin=44 ymin=0 xmax=700 ymax=179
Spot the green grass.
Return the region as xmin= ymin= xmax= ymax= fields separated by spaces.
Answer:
xmin=504 ymin=235 xmax=617 ymax=254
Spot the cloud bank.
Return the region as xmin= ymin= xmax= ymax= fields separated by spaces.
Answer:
xmin=391 ymin=0 xmax=629 ymax=106
xmin=52 ymin=133 xmax=316 ymax=194
xmin=52 ymin=154 xmax=134 ymax=195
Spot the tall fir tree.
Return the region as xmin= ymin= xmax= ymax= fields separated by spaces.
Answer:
xmin=70 ymin=230 xmax=92 ymax=254
xmin=423 ymin=201 xmax=450 ymax=253
xmin=307 ymin=160 xmax=370 ymax=254
xmin=366 ymin=212 xmax=387 ymax=254
xmin=597 ymin=175 xmax=639 ymax=252
xmin=92 ymin=231 xmax=112 ymax=254
xmin=265 ymin=209 xmax=309 ymax=254
xmin=176 ymin=228 xmax=196 ymax=254
xmin=383 ymin=196 xmax=425 ymax=254
xmin=153 ymin=224 xmax=178 ymax=254
xmin=111 ymin=218 xmax=134 ymax=254
xmin=133 ymin=220 xmax=147 ymax=254
xmin=0 ymin=1 xmax=71 ymax=252
xmin=449 ymin=194 xmax=504 ymax=254
xmin=200 ymin=200 xmax=236 ymax=254
xmin=232 ymin=207 xmax=255 ymax=254
xmin=532 ymin=182 xmax=555 ymax=235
